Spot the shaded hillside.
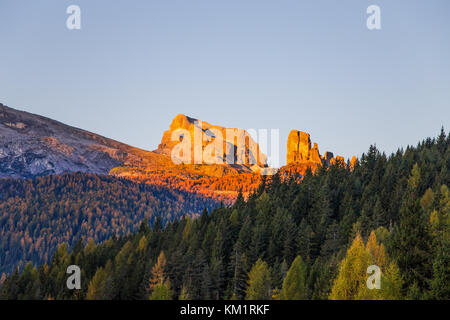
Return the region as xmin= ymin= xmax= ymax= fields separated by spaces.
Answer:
xmin=0 ymin=103 xmax=171 ymax=178
xmin=0 ymin=173 xmax=218 ymax=274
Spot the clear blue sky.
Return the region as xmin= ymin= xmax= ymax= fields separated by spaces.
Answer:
xmin=1 ymin=0 xmax=449 ymax=165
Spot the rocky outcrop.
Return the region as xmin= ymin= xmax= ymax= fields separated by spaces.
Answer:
xmin=350 ymin=155 xmax=358 ymax=170
xmin=286 ymin=130 xmax=324 ymax=166
xmin=0 ymin=103 xmax=355 ymax=188
xmin=286 ymin=130 xmax=312 ymax=164
xmin=323 ymin=151 xmax=334 ymax=166
xmin=286 ymin=129 xmax=353 ymax=171
xmin=0 ymin=104 xmax=273 ymax=184
xmin=330 ymin=155 xmax=345 ymax=166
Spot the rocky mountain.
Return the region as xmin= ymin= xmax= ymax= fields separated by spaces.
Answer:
xmin=0 ymin=103 xmax=352 ymax=201
xmin=112 ymin=113 xmax=274 ymax=201
xmin=0 ymin=104 xmax=270 ymax=201
xmin=286 ymin=129 xmax=344 ymax=167
xmin=156 ymin=113 xmax=270 ymax=172
xmin=282 ymin=129 xmax=354 ymax=177
xmin=0 ymin=103 xmax=167 ymax=178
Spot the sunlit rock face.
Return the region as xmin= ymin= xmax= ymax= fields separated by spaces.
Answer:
xmin=285 ymin=129 xmax=353 ymax=176
xmin=0 ymin=102 xmax=356 ymax=202
xmin=286 ymin=130 xmax=324 ymax=166
xmin=287 ymin=130 xmax=312 ymax=164
xmin=157 ymin=114 xmax=270 ymax=172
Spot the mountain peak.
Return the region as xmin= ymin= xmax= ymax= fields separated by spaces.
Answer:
xmin=169 ymin=114 xmax=197 ymax=131
xmin=158 ymin=114 xmax=270 ymax=172
xmin=284 ymin=129 xmax=351 ymax=175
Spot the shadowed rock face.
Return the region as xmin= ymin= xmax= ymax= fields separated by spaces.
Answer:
xmin=0 ymin=103 xmax=153 ymax=178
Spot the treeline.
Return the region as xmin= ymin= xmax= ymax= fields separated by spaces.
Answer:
xmin=0 ymin=173 xmax=218 ymax=275
xmin=0 ymin=129 xmax=448 ymax=300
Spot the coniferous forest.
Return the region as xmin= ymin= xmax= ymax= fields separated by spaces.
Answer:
xmin=0 ymin=174 xmax=218 ymax=274
xmin=0 ymin=130 xmax=448 ymax=300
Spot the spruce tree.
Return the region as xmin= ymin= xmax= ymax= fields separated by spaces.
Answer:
xmin=389 ymin=164 xmax=432 ymax=297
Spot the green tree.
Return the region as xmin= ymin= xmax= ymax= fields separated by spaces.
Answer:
xmin=149 ymin=279 xmax=172 ymax=300
xmin=280 ymin=256 xmax=308 ymax=300
xmin=390 ymin=164 xmax=432 ymax=297
xmin=245 ymin=259 xmax=271 ymax=300
xmin=86 ymin=267 xmax=107 ymax=300
xmin=329 ymin=234 xmax=371 ymax=300
xmin=178 ymin=285 xmax=190 ymax=300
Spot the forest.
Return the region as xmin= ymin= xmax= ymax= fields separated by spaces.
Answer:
xmin=0 ymin=173 xmax=218 ymax=275
xmin=0 ymin=129 xmax=448 ymax=300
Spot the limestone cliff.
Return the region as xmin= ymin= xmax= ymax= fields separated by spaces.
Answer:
xmin=286 ymin=129 xmax=352 ymax=173
xmin=157 ymin=114 xmax=270 ymax=173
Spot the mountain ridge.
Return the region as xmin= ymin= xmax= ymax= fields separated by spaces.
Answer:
xmin=0 ymin=103 xmax=161 ymax=178
xmin=0 ymin=103 xmax=352 ymax=201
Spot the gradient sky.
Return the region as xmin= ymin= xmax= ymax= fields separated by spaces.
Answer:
xmin=1 ymin=0 xmax=449 ymax=166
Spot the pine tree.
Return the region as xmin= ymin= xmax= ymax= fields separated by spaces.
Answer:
xmin=429 ymin=185 xmax=449 ymax=299
xmin=389 ymin=164 xmax=432 ymax=297
xmin=230 ymin=243 xmax=248 ymax=299
xmin=430 ymin=244 xmax=449 ymax=299
xmin=297 ymin=219 xmax=312 ymax=262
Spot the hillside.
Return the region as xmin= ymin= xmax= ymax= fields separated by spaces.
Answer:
xmin=0 ymin=103 xmax=169 ymax=178
xmin=1 ymin=103 xmax=353 ymax=202
xmin=1 ymin=129 xmax=447 ymax=300
xmin=0 ymin=104 xmax=269 ymax=201
xmin=0 ymin=173 xmax=218 ymax=274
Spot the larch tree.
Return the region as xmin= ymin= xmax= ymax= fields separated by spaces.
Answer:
xmin=281 ymin=256 xmax=308 ymax=300
xmin=149 ymin=251 xmax=167 ymax=290
xmin=357 ymin=232 xmax=402 ymax=300
xmin=148 ymin=251 xmax=172 ymax=300
xmin=245 ymin=259 xmax=271 ymax=300
xmin=150 ymin=279 xmax=173 ymax=300
xmin=329 ymin=233 xmax=372 ymax=300
xmin=86 ymin=267 xmax=107 ymax=300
